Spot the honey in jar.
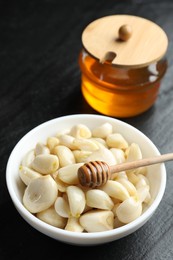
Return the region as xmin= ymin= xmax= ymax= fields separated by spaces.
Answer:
xmin=79 ymin=15 xmax=168 ymax=118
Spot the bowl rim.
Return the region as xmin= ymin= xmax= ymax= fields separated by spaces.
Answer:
xmin=6 ymin=114 xmax=167 ymax=241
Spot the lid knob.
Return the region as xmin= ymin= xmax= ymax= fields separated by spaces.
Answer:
xmin=118 ymin=24 xmax=132 ymax=41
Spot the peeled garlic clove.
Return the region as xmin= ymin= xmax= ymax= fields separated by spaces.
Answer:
xmin=106 ymin=133 xmax=128 ymax=149
xmin=73 ymin=150 xmax=92 ymax=163
xmin=101 ymin=180 xmax=130 ymax=201
xmin=70 ymin=124 xmax=91 ymax=139
xmin=31 ymin=154 xmax=59 ymax=174
xmin=79 ymin=209 xmax=114 ymax=232
xmin=52 ymin=145 xmax=75 ymax=167
xmin=116 ymin=178 xmax=137 ymax=197
xmin=125 ymin=143 xmax=142 ymax=162
xmin=84 ymin=147 xmax=116 ymax=166
xmin=19 ymin=165 xmax=42 ymax=186
xmin=23 ymin=175 xmax=58 ymax=213
xmin=116 ymin=197 xmax=142 ymax=224
xmin=21 ymin=149 xmax=35 ymax=167
xmin=92 ymin=122 xmax=113 ymax=139
xmin=35 ymin=142 xmax=50 ymax=156
xmin=110 ymin=148 xmax=125 ymax=164
xmin=73 ymin=138 xmax=99 ymax=151
xmin=46 ymin=136 xmax=59 ymax=152
xmin=137 ymin=185 xmax=150 ymax=203
xmin=66 ymin=186 xmax=85 ymax=218
xmin=58 ymin=134 xmax=77 ymax=150
xmin=54 ymin=196 xmax=70 ymax=218
xmin=86 ymin=189 xmax=114 ymax=210
xmin=58 ymin=163 xmax=84 ymax=185
xmin=36 ymin=206 xmax=67 ymax=228
xmin=65 ymin=217 xmax=84 ymax=232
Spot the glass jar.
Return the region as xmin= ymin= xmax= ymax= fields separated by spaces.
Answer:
xmin=79 ymin=48 xmax=168 ymax=117
xmin=79 ymin=15 xmax=168 ymax=118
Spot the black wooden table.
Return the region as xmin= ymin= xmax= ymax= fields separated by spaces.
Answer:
xmin=1 ymin=0 xmax=173 ymax=259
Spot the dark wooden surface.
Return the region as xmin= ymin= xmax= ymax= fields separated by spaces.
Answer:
xmin=1 ymin=0 xmax=173 ymax=259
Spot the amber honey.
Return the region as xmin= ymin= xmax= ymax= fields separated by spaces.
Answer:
xmin=79 ymin=49 xmax=167 ymax=118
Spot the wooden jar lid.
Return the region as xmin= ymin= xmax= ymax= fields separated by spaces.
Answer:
xmin=82 ymin=15 xmax=168 ymax=67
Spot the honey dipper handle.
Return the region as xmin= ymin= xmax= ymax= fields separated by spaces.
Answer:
xmin=109 ymin=153 xmax=173 ymax=174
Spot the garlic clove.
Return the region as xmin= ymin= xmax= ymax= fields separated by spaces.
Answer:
xmin=52 ymin=145 xmax=76 ymax=167
xmin=101 ymin=180 xmax=130 ymax=201
xmin=35 ymin=142 xmax=50 ymax=156
xmin=23 ymin=175 xmax=58 ymax=213
xmin=92 ymin=122 xmax=113 ymax=139
xmin=116 ymin=178 xmax=137 ymax=197
xmin=79 ymin=209 xmax=114 ymax=232
xmin=106 ymin=133 xmax=128 ymax=149
xmin=31 ymin=154 xmax=59 ymax=174
xmin=19 ymin=165 xmax=41 ymax=186
xmin=86 ymin=189 xmax=114 ymax=210
xmin=54 ymin=196 xmax=70 ymax=218
xmin=58 ymin=163 xmax=84 ymax=185
xmin=84 ymin=147 xmax=116 ymax=166
xmin=125 ymin=143 xmax=142 ymax=162
xmin=66 ymin=185 xmax=85 ymax=218
xmin=36 ymin=206 xmax=67 ymax=228
xmin=70 ymin=124 xmax=92 ymax=139
xmin=116 ymin=197 xmax=142 ymax=223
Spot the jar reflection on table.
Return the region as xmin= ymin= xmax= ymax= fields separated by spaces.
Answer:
xmin=79 ymin=49 xmax=168 ymax=118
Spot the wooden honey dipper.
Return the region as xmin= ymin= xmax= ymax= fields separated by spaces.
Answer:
xmin=77 ymin=153 xmax=173 ymax=188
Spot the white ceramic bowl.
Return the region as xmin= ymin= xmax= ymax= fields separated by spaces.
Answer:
xmin=6 ymin=114 xmax=166 ymax=246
